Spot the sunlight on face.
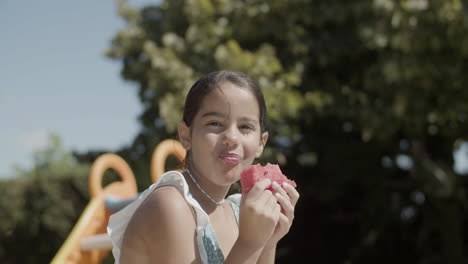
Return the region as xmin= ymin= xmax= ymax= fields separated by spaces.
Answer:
xmin=187 ymin=82 xmax=268 ymax=186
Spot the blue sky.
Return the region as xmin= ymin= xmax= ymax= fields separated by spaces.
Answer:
xmin=0 ymin=0 xmax=155 ymax=178
xmin=1 ymin=0 xmax=467 ymax=179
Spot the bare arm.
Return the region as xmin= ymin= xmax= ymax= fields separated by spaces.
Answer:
xmin=224 ymin=179 xmax=280 ymax=264
xmin=257 ymin=246 xmax=276 ymax=264
xmin=120 ymin=187 xmax=199 ymax=264
xmin=257 ymin=181 xmax=300 ymax=264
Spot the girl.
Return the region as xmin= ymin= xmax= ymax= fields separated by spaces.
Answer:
xmin=108 ymin=70 xmax=299 ymax=263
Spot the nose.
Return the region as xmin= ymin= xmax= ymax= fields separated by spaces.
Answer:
xmin=222 ymin=125 xmax=239 ymax=148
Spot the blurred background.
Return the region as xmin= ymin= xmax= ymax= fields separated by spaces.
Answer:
xmin=2 ymin=0 xmax=468 ymax=263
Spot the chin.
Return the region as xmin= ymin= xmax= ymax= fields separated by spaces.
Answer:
xmin=222 ymin=169 xmax=241 ymax=182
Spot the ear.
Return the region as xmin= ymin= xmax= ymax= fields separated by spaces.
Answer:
xmin=255 ymin=131 xmax=269 ymax=158
xmin=178 ymin=121 xmax=192 ymax=150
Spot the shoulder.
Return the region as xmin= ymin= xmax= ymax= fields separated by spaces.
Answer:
xmin=143 ymin=186 xmax=194 ymax=218
xmin=120 ymin=186 xmax=198 ymax=262
xmin=126 ymin=186 xmax=195 ymax=237
xmin=125 ymin=170 xmax=192 ymax=237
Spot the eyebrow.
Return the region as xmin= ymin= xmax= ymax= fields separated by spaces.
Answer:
xmin=201 ymin=111 xmax=258 ymax=123
xmin=239 ymin=117 xmax=258 ymax=124
xmin=201 ymin=111 xmax=225 ymax=118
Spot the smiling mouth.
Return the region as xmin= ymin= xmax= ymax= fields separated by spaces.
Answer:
xmin=219 ymin=153 xmax=241 ymax=164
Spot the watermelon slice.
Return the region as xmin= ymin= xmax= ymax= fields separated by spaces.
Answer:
xmin=240 ymin=163 xmax=297 ymax=194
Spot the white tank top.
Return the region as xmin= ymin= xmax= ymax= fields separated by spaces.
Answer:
xmin=107 ymin=171 xmax=241 ymax=264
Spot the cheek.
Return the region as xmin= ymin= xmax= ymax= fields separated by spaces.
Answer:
xmin=190 ymin=132 xmax=216 ymax=155
xmin=193 ymin=127 xmax=216 ymax=143
xmin=243 ymin=137 xmax=262 ymax=159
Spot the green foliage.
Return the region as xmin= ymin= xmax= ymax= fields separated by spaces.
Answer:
xmin=0 ymin=135 xmax=90 ymax=263
xmin=103 ymin=0 xmax=468 ymax=263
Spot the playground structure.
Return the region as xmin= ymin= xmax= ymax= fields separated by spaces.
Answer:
xmin=51 ymin=139 xmax=186 ymax=264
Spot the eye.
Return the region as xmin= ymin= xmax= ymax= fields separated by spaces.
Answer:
xmin=239 ymin=124 xmax=255 ymax=132
xmin=207 ymin=121 xmax=223 ymax=127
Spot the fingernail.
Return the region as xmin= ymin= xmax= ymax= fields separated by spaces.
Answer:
xmin=283 ymin=182 xmax=290 ymax=188
xmin=272 ymin=181 xmax=280 ymax=188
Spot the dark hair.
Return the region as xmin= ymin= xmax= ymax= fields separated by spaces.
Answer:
xmin=182 ymin=70 xmax=267 ymax=132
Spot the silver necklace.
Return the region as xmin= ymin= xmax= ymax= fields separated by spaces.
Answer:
xmin=186 ymin=168 xmax=225 ymax=206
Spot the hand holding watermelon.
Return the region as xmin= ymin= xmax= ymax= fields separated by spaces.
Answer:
xmin=240 ymin=163 xmax=300 ymax=250
xmin=237 ymin=178 xmax=282 ymax=250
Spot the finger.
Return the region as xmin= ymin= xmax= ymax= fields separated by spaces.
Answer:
xmin=282 ymin=182 xmax=300 ymax=206
xmin=279 ymin=213 xmax=290 ymax=232
xmin=274 ymin=203 xmax=281 ymax=222
xmin=271 ymin=181 xmax=288 ymax=199
xmin=256 ymin=189 xmax=275 ymax=206
xmin=256 ymin=178 xmax=272 ymax=189
xmin=275 ymin=192 xmax=294 ymax=220
xmin=278 ymin=212 xmax=289 ymax=227
xmin=248 ymin=179 xmax=272 ymax=198
xmin=261 ymin=199 xmax=281 ymax=226
xmin=272 ymin=212 xmax=289 ymax=234
xmin=260 ymin=189 xmax=278 ymax=209
xmin=271 ymin=182 xmax=292 ymax=215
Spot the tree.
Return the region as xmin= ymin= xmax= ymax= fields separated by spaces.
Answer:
xmin=0 ymin=134 xmax=90 ymax=263
xmin=103 ymin=0 xmax=468 ymax=263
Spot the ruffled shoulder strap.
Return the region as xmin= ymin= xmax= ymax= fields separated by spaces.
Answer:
xmin=107 ymin=170 xmax=210 ymax=263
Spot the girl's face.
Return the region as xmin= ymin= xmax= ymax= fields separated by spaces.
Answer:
xmin=179 ymin=82 xmax=268 ymax=186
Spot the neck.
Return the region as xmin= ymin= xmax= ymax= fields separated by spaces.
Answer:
xmin=185 ymin=168 xmax=229 ymax=207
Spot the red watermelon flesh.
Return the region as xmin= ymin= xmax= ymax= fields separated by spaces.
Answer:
xmin=240 ymin=163 xmax=297 ymax=194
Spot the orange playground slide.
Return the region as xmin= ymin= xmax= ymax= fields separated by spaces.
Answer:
xmin=51 ymin=139 xmax=186 ymax=264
